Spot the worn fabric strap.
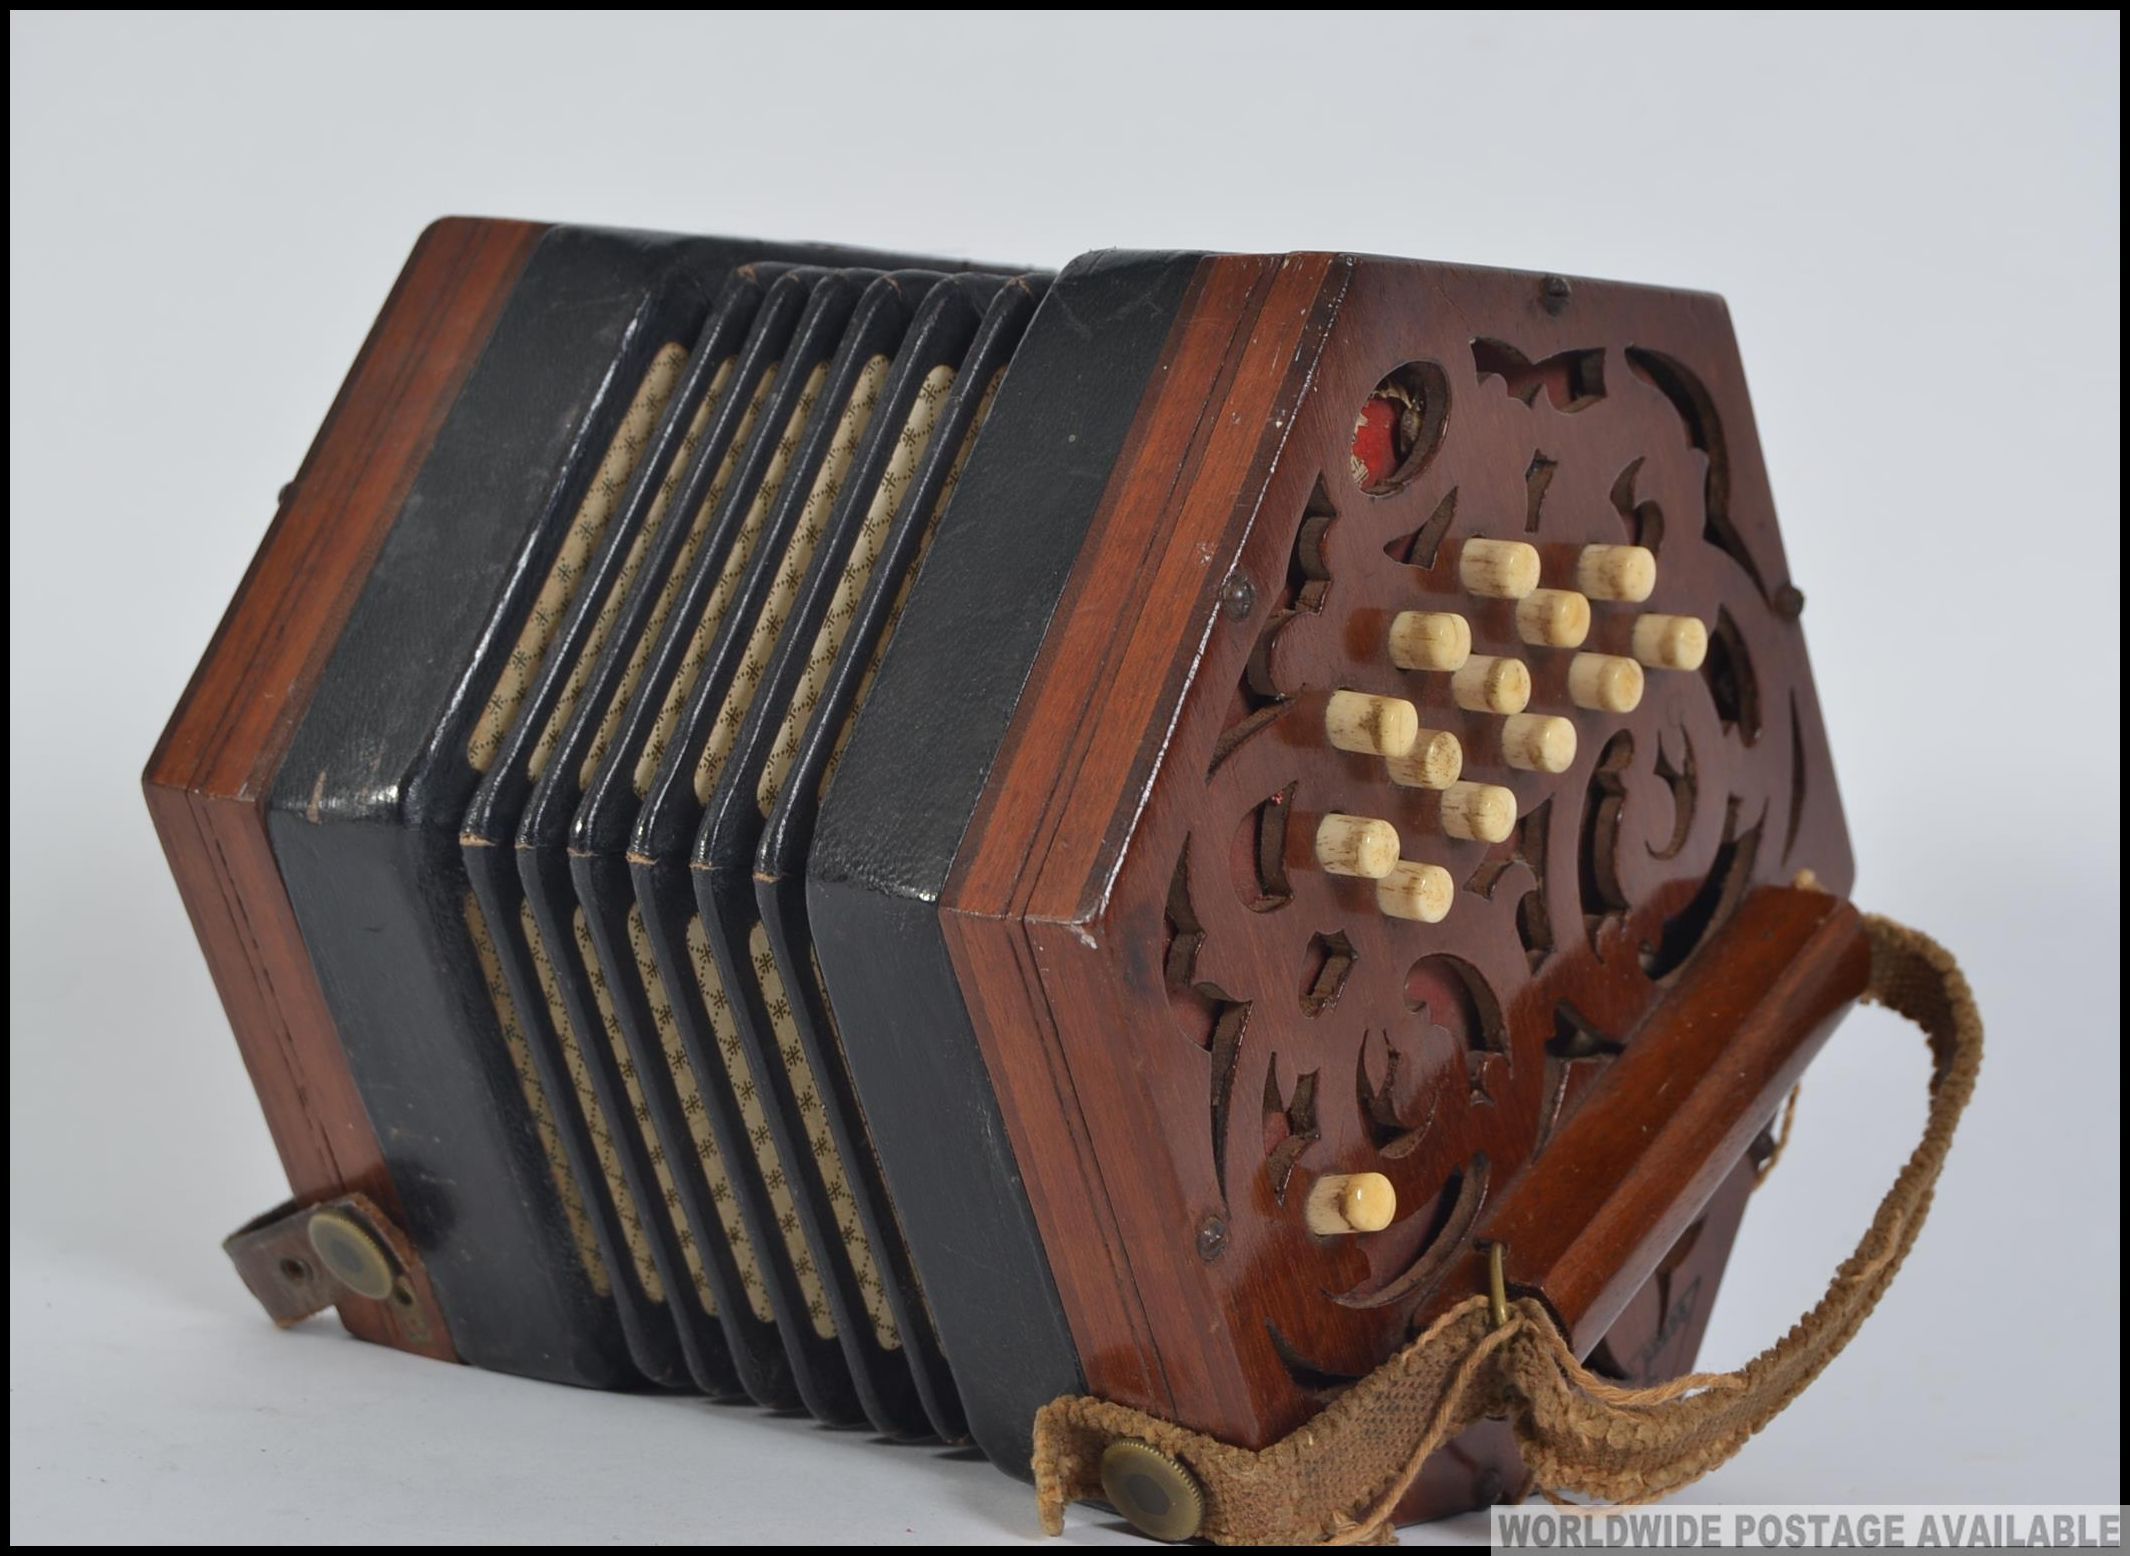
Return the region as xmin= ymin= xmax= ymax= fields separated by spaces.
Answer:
xmin=1032 ymin=915 xmax=1981 ymax=1545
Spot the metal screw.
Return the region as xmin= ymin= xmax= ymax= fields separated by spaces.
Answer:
xmin=1541 ymin=275 xmax=1573 ymax=315
xmin=1196 ymin=1214 xmax=1228 ymax=1262
xmin=1774 ymin=582 xmax=1806 ymax=620
xmin=1220 ymin=572 xmax=1256 ymax=622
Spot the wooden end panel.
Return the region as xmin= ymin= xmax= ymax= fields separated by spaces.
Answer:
xmin=144 ymin=217 xmax=541 ymax=1328
xmin=147 ymin=218 xmax=542 ymax=796
xmin=941 ymin=253 xmax=1347 ymax=1436
xmin=941 ymin=247 xmax=1860 ymax=1466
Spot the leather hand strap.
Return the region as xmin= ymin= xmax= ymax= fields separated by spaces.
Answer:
xmin=1031 ymin=915 xmax=1982 ymax=1545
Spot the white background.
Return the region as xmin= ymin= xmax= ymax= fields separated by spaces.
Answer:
xmin=10 ymin=10 xmax=2120 ymax=1546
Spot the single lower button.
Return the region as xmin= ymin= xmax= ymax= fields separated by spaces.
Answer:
xmin=1099 ymin=1439 xmax=1206 ymax=1542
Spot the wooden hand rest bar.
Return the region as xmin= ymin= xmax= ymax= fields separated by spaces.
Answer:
xmin=1480 ymin=886 xmax=1871 ymax=1354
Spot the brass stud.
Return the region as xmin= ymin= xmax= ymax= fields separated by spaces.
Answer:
xmin=306 ymin=1209 xmax=396 ymax=1301
xmin=1486 ymin=1241 xmax=1510 ymax=1329
xmin=1099 ymin=1439 xmax=1206 ymax=1543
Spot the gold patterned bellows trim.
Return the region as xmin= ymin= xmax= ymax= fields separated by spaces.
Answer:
xmin=519 ymin=900 xmax=665 ymax=1304
xmin=625 ymin=906 xmax=775 ymax=1325
xmin=751 ymin=922 xmax=900 ymax=1349
xmin=820 ymin=367 xmax=1005 ymax=798
xmin=808 ymin=943 xmax=945 ymax=1340
xmin=583 ymin=364 xmax=782 ymax=791
xmin=574 ymin=909 xmax=716 ymax=1316
xmin=686 ymin=917 xmax=836 ymax=1338
xmin=633 ymin=363 xmax=826 ymax=795
xmin=462 ymin=894 xmax=608 ymax=1295
xmin=692 ymin=355 xmax=890 ymax=806
xmin=469 ymin=342 xmax=689 ymax=772
xmin=757 ymin=364 xmax=956 ymax=815
xmin=528 ymin=358 xmax=736 ymax=781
